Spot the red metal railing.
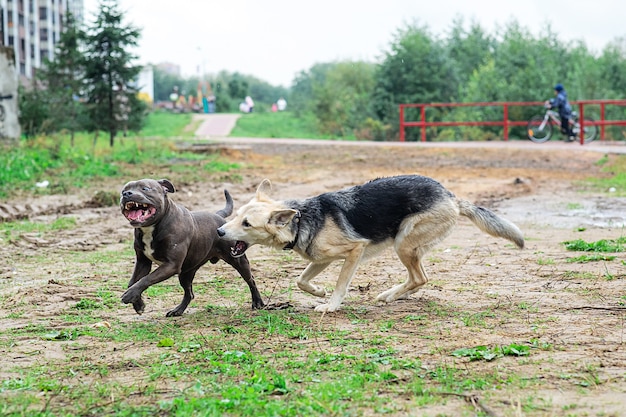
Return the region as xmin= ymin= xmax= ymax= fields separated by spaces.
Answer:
xmin=399 ymin=100 xmax=626 ymax=144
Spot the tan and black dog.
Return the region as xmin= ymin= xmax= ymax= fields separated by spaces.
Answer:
xmin=120 ymin=178 xmax=265 ymax=316
xmin=217 ymin=175 xmax=524 ymax=312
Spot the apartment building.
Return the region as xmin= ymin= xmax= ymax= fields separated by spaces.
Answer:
xmin=0 ymin=0 xmax=84 ymax=82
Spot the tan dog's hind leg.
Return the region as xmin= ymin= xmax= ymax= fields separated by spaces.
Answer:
xmin=314 ymin=246 xmax=365 ymax=312
xmin=297 ymin=262 xmax=331 ymax=297
xmin=377 ymin=205 xmax=457 ymax=303
xmin=376 ymin=246 xmax=428 ymax=303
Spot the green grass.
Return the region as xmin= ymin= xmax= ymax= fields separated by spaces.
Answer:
xmin=133 ymin=111 xmax=195 ymax=138
xmin=0 ymin=112 xmax=240 ymax=198
xmin=451 ymin=343 xmax=531 ymax=361
xmin=230 ymin=111 xmax=348 ymax=140
xmin=563 ymin=236 xmax=626 ymax=252
xmin=0 ymin=291 xmax=550 ymax=417
xmin=587 ymin=154 xmax=626 ymax=195
xmin=0 ymin=217 xmax=76 ymax=243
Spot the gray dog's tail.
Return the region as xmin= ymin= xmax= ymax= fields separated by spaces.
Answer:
xmin=216 ymin=190 xmax=234 ymax=218
xmin=457 ymin=200 xmax=524 ymax=249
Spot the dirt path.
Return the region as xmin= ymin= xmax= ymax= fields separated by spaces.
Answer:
xmin=2 ymin=138 xmax=626 ymax=415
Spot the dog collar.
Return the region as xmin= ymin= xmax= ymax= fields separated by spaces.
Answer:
xmin=283 ymin=211 xmax=301 ymax=250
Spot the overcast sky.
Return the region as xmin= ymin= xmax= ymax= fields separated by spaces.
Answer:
xmin=84 ymin=0 xmax=625 ymax=87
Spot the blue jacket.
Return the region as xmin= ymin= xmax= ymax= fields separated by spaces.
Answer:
xmin=550 ymin=90 xmax=572 ymax=118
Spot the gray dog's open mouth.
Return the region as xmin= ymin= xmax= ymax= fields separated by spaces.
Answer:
xmin=123 ymin=201 xmax=157 ymax=224
xmin=231 ymin=241 xmax=248 ymax=257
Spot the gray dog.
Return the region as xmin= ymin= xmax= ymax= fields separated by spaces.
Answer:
xmin=120 ymin=178 xmax=265 ymax=316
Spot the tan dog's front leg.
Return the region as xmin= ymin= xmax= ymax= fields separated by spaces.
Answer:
xmin=315 ymin=247 xmax=364 ymax=312
xmin=297 ymin=262 xmax=331 ymax=297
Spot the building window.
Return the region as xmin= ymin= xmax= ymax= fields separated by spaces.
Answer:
xmin=40 ymin=28 xmax=48 ymax=41
xmin=8 ymin=36 xmax=14 ymax=46
xmin=39 ymin=7 xmax=47 ymax=20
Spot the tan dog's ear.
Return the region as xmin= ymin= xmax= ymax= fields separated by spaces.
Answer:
xmin=158 ymin=179 xmax=176 ymax=194
xmin=269 ymin=209 xmax=298 ymax=228
xmin=256 ymin=179 xmax=273 ymax=200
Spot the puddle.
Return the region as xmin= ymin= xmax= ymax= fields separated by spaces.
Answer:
xmin=496 ymin=193 xmax=626 ymax=229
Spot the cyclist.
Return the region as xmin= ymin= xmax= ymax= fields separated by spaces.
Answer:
xmin=546 ymin=83 xmax=575 ymax=141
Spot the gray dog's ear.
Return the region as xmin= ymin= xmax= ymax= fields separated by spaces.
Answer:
xmin=269 ymin=209 xmax=298 ymax=228
xmin=158 ymin=179 xmax=176 ymax=194
xmin=256 ymin=179 xmax=273 ymax=200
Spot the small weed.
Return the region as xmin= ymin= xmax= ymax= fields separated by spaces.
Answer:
xmin=563 ymin=237 xmax=626 ymax=252
xmin=0 ymin=217 xmax=77 ymax=244
xmin=566 ymin=254 xmax=616 ymax=263
xmin=452 ymin=343 xmax=531 ymax=361
xmin=73 ymin=298 xmax=104 ymax=310
xmin=536 ymin=257 xmax=555 ymax=265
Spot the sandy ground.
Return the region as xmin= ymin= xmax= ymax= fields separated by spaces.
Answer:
xmin=2 ymin=136 xmax=626 ymax=415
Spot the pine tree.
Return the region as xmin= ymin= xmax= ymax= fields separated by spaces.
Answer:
xmin=38 ymin=11 xmax=85 ymax=145
xmin=82 ymin=0 xmax=142 ymax=146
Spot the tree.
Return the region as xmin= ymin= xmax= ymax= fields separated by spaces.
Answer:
xmin=82 ymin=0 xmax=142 ymax=146
xmin=372 ymin=21 xmax=457 ymax=140
xmin=445 ymin=17 xmax=495 ymax=91
xmin=313 ymin=61 xmax=376 ymax=137
xmin=38 ymin=11 xmax=85 ymax=145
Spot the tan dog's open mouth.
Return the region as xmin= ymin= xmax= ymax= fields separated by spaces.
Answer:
xmin=123 ymin=201 xmax=157 ymax=224
xmin=231 ymin=241 xmax=248 ymax=257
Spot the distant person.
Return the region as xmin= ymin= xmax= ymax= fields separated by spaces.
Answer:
xmin=207 ymin=94 xmax=216 ymax=113
xmin=239 ymin=101 xmax=250 ymax=113
xmin=546 ymin=83 xmax=574 ymax=141
xmin=245 ymin=96 xmax=254 ymax=113
xmin=277 ymin=97 xmax=287 ymax=111
xmin=271 ymin=103 xmax=278 ymax=112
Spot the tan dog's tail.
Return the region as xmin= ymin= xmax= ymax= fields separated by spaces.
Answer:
xmin=457 ymin=200 xmax=524 ymax=249
xmin=216 ymin=190 xmax=234 ymax=218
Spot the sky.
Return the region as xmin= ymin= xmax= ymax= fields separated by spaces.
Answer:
xmin=83 ymin=0 xmax=625 ymax=87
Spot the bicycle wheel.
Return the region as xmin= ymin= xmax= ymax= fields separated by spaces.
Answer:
xmin=577 ymin=117 xmax=598 ymax=144
xmin=527 ymin=115 xmax=552 ymax=143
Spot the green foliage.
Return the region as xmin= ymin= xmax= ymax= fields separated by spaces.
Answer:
xmin=137 ymin=111 xmax=194 ymax=137
xmin=36 ymin=12 xmax=85 ymax=143
xmin=17 ymin=85 xmax=51 ymax=138
xmin=0 ymin=111 xmax=235 ymax=198
xmin=452 ymin=343 xmax=531 ymax=361
xmin=82 ymin=0 xmax=143 ymax=146
xmin=566 ymin=254 xmax=617 ymax=263
xmin=18 ymin=15 xmax=626 ymax=143
xmin=230 ymin=111 xmax=333 ymax=139
xmin=0 ymin=217 xmax=76 ymax=243
xmin=310 ymin=61 xmax=377 ymax=137
xmin=371 ymin=20 xmax=458 ymax=140
xmin=563 ymin=237 xmax=626 ymax=252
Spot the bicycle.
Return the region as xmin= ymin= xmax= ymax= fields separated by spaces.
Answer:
xmin=526 ymin=102 xmax=598 ymax=144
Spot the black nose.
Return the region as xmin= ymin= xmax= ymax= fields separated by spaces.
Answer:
xmin=217 ymin=227 xmax=225 ymax=237
xmin=122 ymin=190 xmax=133 ymax=198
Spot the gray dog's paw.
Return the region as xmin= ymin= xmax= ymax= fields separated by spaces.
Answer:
xmin=121 ymin=289 xmax=145 ymax=314
xmin=132 ymin=300 xmax=145 ymax=315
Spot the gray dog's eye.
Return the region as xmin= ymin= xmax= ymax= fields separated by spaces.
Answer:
xmin=142 ymin=186 xmax=151 ymax=191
